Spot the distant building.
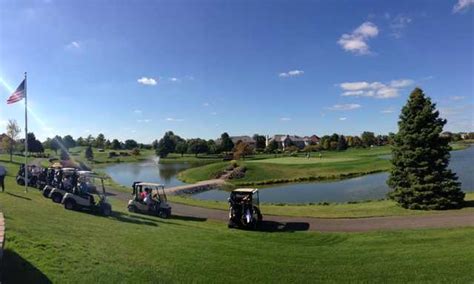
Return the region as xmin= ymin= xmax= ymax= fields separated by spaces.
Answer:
xmin=266 ymin=134 xmax=320 ymax=150
xmin=216 ymin=135 xmax=256 ymax=148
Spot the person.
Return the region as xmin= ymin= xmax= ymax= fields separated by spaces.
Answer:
xmin=0 ymin=164 xmax=6 ymax=192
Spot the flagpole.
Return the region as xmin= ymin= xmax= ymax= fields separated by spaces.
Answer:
xmin=24 ymin=72 xmax=28 ymax=193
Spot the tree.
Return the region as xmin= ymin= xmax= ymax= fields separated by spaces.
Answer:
xmin=124 ymin=139 xmax=138 ymax=150
xmin=187 ymin=139 xmax=209 ymax=157
xmin=60 ymin=149 xmax=70 ymax=160
xmin=337 ymin=135 xmax=348 ymax=151
xmin=50 ymin=135 xmax=63 ymax=154
xmin=388 ymin=88 xmax=464 ymax=210
xmin=104 ymin=139 xmax=111 ymax=149
xmin=361 ymin=131 xmax=376 ymax=147
xmin=320 ymin=135 xmax=331 ymax=150
xmin=175 ymin=141 xmax=188 ymax=157
xmin=156 ymin=131 xmax=178 ymax=158
xmin=76 ymin=137 xmax=85 ymax=146
xmin=152 ymin=139 xmax=159 ymax=149
xmin=63 ymin=135 xmax=76 ymax=150
xmin=84 ymin=145 xmax=94 ymax=161
xmin=252 ymin=134 xmax=266 ymax=150
xmin=95 ymin=133 xmax=106 ymax=149
xmin=219 ymin=132 xmax=234 ymax=153
xmin=233 ymin=141 xmax=253 ymax=160
xmin=265 ymin=140 xmax=279 ymax=153
xmin=207 ymin=139 xmax=217 ymax=154
xmin=4 ymin=119 xmax=21 ymax=162
xmin=111 ymin=139 xmax=121 ymax=150
xmin=26 ymin=133 xmax=44 ymax=153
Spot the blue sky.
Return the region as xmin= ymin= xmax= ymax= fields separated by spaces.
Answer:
xmin=0 ymin=0 xmax=473 ymax=143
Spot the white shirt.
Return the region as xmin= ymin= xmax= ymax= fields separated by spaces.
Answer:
xmin=0 ymin=166 xmax=6 ymax=176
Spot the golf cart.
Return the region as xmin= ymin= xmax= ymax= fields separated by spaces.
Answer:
xmin=61 ymin=173 xmax=112 ymax=216
xmin=16 ymin=164 xmax=39 ymax=187
xmin=49 ymin=169 xmax=87 ymax=203
xmin=42 ymin=167 xmax=76 ymax=198
xmin=228 ymin=188 xmax=262 ymax=229
xmin=127 ymin=182 xmax=172 ymax=218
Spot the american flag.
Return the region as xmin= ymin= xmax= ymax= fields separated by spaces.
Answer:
xmin=7 ymin=79 xmax=26 ymax=104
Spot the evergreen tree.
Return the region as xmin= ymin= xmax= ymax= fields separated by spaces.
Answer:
xmin=337 ymin=135 xmax=348 ymax=151
xmin=85 ymin=145 xmax=94 ymax=161
xmin=388 ymin=88 xmax=464 ymax=209
xmin=219 ymin=132 xmax=234 ymax=153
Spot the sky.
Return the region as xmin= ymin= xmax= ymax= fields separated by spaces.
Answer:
xmin=0 ymin=0 xmax=473 ymax=143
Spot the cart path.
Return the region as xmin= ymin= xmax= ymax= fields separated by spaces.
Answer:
xmin=107 ymin=188 xmax=474 ymax=232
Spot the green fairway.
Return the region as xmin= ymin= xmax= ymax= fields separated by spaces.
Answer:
xmin=248 ymin=156 xmax=359 ymax=164
xmin=178 ymin=147 xmax=392 ymax=186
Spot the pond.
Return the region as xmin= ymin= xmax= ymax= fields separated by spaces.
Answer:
xmin=192 ymin=146 xmax=474 ymax=204
xmin=104 ymin=161 xmax=190 ymax=188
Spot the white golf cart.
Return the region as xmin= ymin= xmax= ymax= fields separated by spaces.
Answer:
xmin=127 ymin=182 xmax=172 ymax=218
xmin=61 ymin=173 xmax=112 ymax=216
xmin=228 ymin=188 xmax=263 ymax=229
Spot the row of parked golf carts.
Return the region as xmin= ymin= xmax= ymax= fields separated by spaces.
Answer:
xmin=16 ymin=164 xmax=264 ymax=229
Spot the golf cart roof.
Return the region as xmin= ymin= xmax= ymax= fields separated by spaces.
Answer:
xmin=136 ymin=182 xmax=164 ymax=187
xmin=232 ymin=188 xmax=258 ymax=194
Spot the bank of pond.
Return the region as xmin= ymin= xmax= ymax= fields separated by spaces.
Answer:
xmin=104 ymin=146 xmax=474 ymax=204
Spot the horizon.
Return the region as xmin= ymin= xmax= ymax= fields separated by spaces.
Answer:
xmin=1 ymin=0 xmax=473 ymax=143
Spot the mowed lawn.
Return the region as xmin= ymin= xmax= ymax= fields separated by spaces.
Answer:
xmin=248 ymin=156 xmax=359 ymax=164
xmin=179 ymin=147 xmax=392 ymax=185
xmin=1 ymin=159 xmax=474 ymax=282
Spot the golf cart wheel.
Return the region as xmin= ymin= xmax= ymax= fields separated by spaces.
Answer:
xmin=52 ymin=193 xmax=62 ymax=203
xmin=101 ymin=205 xmax=112 ymax=216
xmin=42 ymin=190 xmax=50 ymax=198
xmin=64 ymin=199 xmax=76 ymax=210
xmin=128 ymin=205 xmax=137 ymax=213
xmin=158 ymin=210 xmax=170 ymax=219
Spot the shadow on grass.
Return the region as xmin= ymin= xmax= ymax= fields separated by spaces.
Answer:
xmin=109 ymin=211 xmax=160 ymax=227
xmin=5 ymin=192 xmax=32 ymax=201
xmin=256 ymin=221 xmax=310 ymax=233
xmin=171 ymin=214 xmax=207 ymax=222
xmin=1 ymin=249 xmax=51 ymax=284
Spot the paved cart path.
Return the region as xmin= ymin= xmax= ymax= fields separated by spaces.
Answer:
xmin=108 ymin=187 xmax=474 ymax=232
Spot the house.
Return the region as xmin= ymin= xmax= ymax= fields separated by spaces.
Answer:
xmin=266 ymin=134 xmax=320 ymax=150
xmin=229 ymin=136 xmax=256 ymax=147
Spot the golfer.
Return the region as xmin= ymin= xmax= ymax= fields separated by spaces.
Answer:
xmin=0 ymin=164 xmax=6 ymax=192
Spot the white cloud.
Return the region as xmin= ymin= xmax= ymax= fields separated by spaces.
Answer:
xmin=133 ymin=109 xmax=142 ymax=114
xmin=451 ymin=96 xmax=465 ymax=101
xmin=210 ymin=112 xmax=217 ymax=116
xmin=137 ymin=119 xmax=152 ymax=123
xmin=339 ymin=117 xmax=347 ymax=121
xmin=338 ymin=22 xmax=379 ymax=55
xmin=279 ymin=70 xmax=304 ymax=78
xmin=137 ymin=77 xmax=158 ymax=86
xmin=165 ymin=117 xmax=184 ymax=122
xmin=327 ymin=104 xmax=361 ymax=111
xmin=65 ymin=41 xmax=81 ymax=50
xmin=390 ymin=79 xmax=414 ymax=88
xmin=339 ymin=79 xmax=414 ymax=99
xmin=169 ymin=77 xmax=180 ymax=82
xmin=381 ymin=108 xmax=395 ymax=114
xmin=203 ymin=102 xmax=210 ymax=107
xmin=453 ymin=0 xmax=474 ymax=13
xmin=280 ymin=117 xmax=292 ymax=121
xmin=390 ymin=15 xmax=412 ymax=38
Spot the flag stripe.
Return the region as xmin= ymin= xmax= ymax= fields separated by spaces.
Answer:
xmin=6 ymin=79 xmax=25 ymax=104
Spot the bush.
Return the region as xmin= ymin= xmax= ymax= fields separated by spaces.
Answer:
xmin=108 ymin=151 xmax=118 ymax=158
xmin=131 ymin=148 xmax=140 ymax=156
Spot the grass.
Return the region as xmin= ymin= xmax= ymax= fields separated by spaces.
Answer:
xmin=1 ymin=166 xmax=474 ymax=282
xmin=169 ymin=192 xmax=474 ymax=218
xmin=159 ymin=153 xmax=222 ymax=165
xmin=179 ymin=146 xmax=393 ymax=186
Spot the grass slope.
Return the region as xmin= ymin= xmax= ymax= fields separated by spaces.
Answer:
xmin=0 ymin=159 xmax=473 ymax=282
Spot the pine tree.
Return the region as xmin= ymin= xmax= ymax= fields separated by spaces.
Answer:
xmin=85 ymin=145 xmax=94 ymax=161
xmin=388 ymin=88 xmax=464 ymax=209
